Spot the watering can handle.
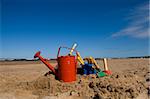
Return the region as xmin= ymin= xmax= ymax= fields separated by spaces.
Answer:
xmin=57 ymin=46 xmax=77 ymax=58
xmin=57 ymin=47 xmax=61 ymax=58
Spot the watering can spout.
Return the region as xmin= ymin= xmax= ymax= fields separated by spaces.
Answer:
xmin=34 ymin=51 xmax=56 ymax=75
xmin=34 ymin=51 xmax=41 ymax=58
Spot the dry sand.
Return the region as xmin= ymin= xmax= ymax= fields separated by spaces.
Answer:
xmin=0 ymin=58 xmax=149 ymax=99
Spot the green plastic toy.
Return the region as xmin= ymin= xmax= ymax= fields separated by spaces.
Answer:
xmin=96 ymin=69 xmax=106 ymax=77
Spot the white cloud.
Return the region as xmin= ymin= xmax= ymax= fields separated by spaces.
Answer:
xmin=112 ymin=2 xmax=149 ymax=39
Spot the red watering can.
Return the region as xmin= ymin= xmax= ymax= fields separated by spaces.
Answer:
xmin=34 ymin=47 xmax=77 ymax=82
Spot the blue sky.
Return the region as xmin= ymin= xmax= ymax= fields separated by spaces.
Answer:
xmin=0 ymin=0 xmax=149 ymax=59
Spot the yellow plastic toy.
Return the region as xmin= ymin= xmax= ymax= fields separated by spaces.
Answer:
xmin=84 ymin=57 xmax=100 ymax=69
xmin=76 ymin=52 xmax=85 ymax=65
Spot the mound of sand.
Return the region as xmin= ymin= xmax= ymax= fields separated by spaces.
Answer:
xmin=4 ymin=67 xmax=146 ymax=99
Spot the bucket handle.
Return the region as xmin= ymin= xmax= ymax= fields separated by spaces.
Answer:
xmin=57 ymin=46 xmax=77 ymax=58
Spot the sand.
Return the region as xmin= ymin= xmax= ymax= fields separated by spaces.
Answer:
xmin=0 ymin=58 xmax=149 ymax=99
